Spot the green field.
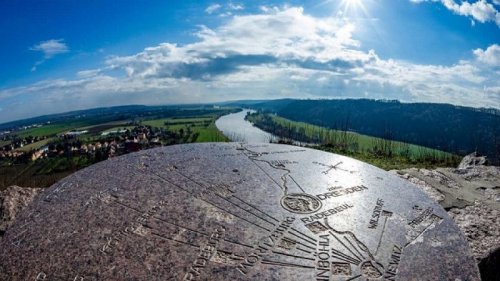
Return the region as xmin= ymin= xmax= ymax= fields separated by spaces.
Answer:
xmin=142 ymin=115 xmax=227 ymax=142
xmin=142 ymin=117 xmax=211 ymax=128
xmin=247 ymin=113 xmax=460 ymax=170
xmin=17 ymin=121 xmax=93 ymax=137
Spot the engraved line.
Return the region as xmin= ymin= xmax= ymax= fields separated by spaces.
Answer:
xmin=151 ymin=232 xmax=199 ymax=248
xmin=375 ymin=215 xmax=389 ymax=256
xmin=328 ymin=231 xmax=363 ymax=262
xmin=288 ymin=238 xmax=316 ymax=251
xmin=231 ymin=195 xmax=280 ymax=223
xmin=174 ymin=167 xmax=277 ymax=227
xmin=345 ymin=274 xmax=362 ymax=281
xmin=288 ymin=231 xmax=317 ymax=248
xmin=152 ymin=216 xmax=254 ymax=249
xmin=405 ymin=218 xmax=439 ymax=247
xmin=200 ymin=198 xmax=272 ymax=232
xmin=344 ymin=236 xmax=366 ymax=260
xmin=290 ymin=227 xmax=318 ymax=243
xmin=325 ymin=218 xmax=373 ymax=260
xmin=296 ymin=247 xmax=312 ymax=254
xmin=288 ymin=175 xmax=305 ymax=193
xmin=249 ymin=157 xmax=286 ymax=194
xmin=241 ymin=146 xmax=287 ymax=194
xmin=173 ymin=169 xmax=206 ymax=189
xmin=261 ymin=260 xmax=315 ymax=269
xmin=271 ymin=250 xmax=315 ymax=261
xmin=214 ymin=193 xmax=277 ymax=226
xmin=330 ymin=252 xmax=359 ymax=265
xmin=110 ymin=200 xmax=144 ymax=214
xmin=152 ymin=173 xmax=272 ymax=232
xmin=331 ymin=249 xmax=361 ymax=265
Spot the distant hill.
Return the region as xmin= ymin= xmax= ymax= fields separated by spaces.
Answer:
xmin=235 ymin=99 xmax=500 ymax=163
xmin=0 ymin=104 xmax=224 ymax=132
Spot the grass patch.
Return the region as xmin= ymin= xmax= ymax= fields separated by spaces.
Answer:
xmin=142 ymin=115 xmax=228 ymax=143
xmin=17 ymin=122 xmax=93 ymax=137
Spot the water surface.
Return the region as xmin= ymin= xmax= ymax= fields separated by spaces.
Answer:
xmin=215 ymin=110 xmax=276 ymax=143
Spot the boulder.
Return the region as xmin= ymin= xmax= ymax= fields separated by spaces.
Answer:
xmin=0 ymin=186 xmax=42 ymax=237
xmin=458 ymin=152 xmax=487 ymax=170
xmin=391 ymin=153 xmax=500 ymax=280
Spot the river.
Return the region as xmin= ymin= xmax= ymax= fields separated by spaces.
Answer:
xmin=215 ymin=110 xmax=277 ymax=143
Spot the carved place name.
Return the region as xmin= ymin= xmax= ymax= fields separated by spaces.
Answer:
xmin=269 ymin=160 xmax=298 ymax=167
xmin=83 ymin=190 xmax=114 ymax=207
xmin=301 ymin=203 xmax=353 ymax=224
xmin=100 ymin=200 xmax=167 ymax=254
xmin=406 ymin=207 xmax=443 ymax=243
xmin=183 ymin=227 xmax=226 ymax=281
xmin=368 ymin=199 xmax=385 ymax=229
xmin=43 ymin=182 xmax=77 ymax=203
xmin=408 ymin=207 xmax=433 ymax=228
xmin=383 ymin=245 xmax=402 ymax=280
xmin=244 ymin=144 xmax=269 ymax=148
xmin=237 ymin=217 xmax=295 ymax=275
xmin=268 ymin=149 xmax=306 ymax=155
xmin=316 ymin=185 xmax=368 ymax=201
xmin=327 ymin=186 xmax=343 ymax=191
xmin=315 ymin=234 xmax=331 ymax=281
xmin=214 ymin=153 xmax=240 ymax=158
xmin=312 ymin=161 xmax=332 ymax=168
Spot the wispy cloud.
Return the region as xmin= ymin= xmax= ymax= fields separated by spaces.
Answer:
xmin=228 ymin=3 xmax=244 ymax=11
xmin=205 ymin=2 xmax=245 ymax=17
xmin=205 ymin=4 xmax=221 ymax=14
xmin=30 ymin=39 xmax=69 ymax=71
xmin=411 ymin=0 xmax=500 ymax=27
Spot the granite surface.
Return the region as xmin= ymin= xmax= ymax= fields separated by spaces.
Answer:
xmin=0 ymin=143 xmax=480 ymax=280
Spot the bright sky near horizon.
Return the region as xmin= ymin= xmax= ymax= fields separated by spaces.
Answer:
xmin=0 ymin=0 xmax=499 ymax=123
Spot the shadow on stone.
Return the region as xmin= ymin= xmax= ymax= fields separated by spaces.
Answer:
xmin=479 ymin=247 xmax=500 ymax=281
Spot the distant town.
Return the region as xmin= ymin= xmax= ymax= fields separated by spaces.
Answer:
xmin=0 ymin=125 xmax=168 ymax=162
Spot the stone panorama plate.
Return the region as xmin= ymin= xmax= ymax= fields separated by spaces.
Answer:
xmin=0 ymin=143 xmax=479 ymax=280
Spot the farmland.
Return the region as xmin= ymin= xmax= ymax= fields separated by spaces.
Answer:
xmin=0 ymin=106 xmax=235 ymax=189
xmin=142 ymin=116 xmax=227 ymax=142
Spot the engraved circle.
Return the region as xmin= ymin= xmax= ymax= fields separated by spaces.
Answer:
xmin=280 ymin=193 xmax=322 ymax=214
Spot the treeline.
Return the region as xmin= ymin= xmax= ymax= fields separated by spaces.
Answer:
xmin=246 ymin=112 xmax=460 ymax=170
xmin=245 ymin=99 xmax=500 ymax=164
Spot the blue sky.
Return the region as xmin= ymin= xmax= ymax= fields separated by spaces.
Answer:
xmin=0 ymin=0 xmax=499 ymax=123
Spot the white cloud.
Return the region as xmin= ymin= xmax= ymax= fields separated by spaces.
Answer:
xmin=30 ymin=39 xmax=69 ymax=59
xmin=29 ymin=39 xmax=69 ymax=71
xmin=205 ymin=4 xmax=221 ymax=14
xmin=473 ymin=44 xmax=500 ymax=65
xmin=0 ymin=6 xmax=498 ymax=123
xmin=228 ymin=3 xmax=244 ymax=10
xmin=411 ymin=0 xmax=500 ymax=27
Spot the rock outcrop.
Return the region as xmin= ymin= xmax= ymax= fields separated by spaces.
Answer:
xmin=392 ymin=152 xmax=500 ymax=281
xmin=0 ymin=186 xmax=42 ymax=238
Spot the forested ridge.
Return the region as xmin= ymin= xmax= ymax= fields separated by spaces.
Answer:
xmin=243 ymin=99 xmax=500 ymax=163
